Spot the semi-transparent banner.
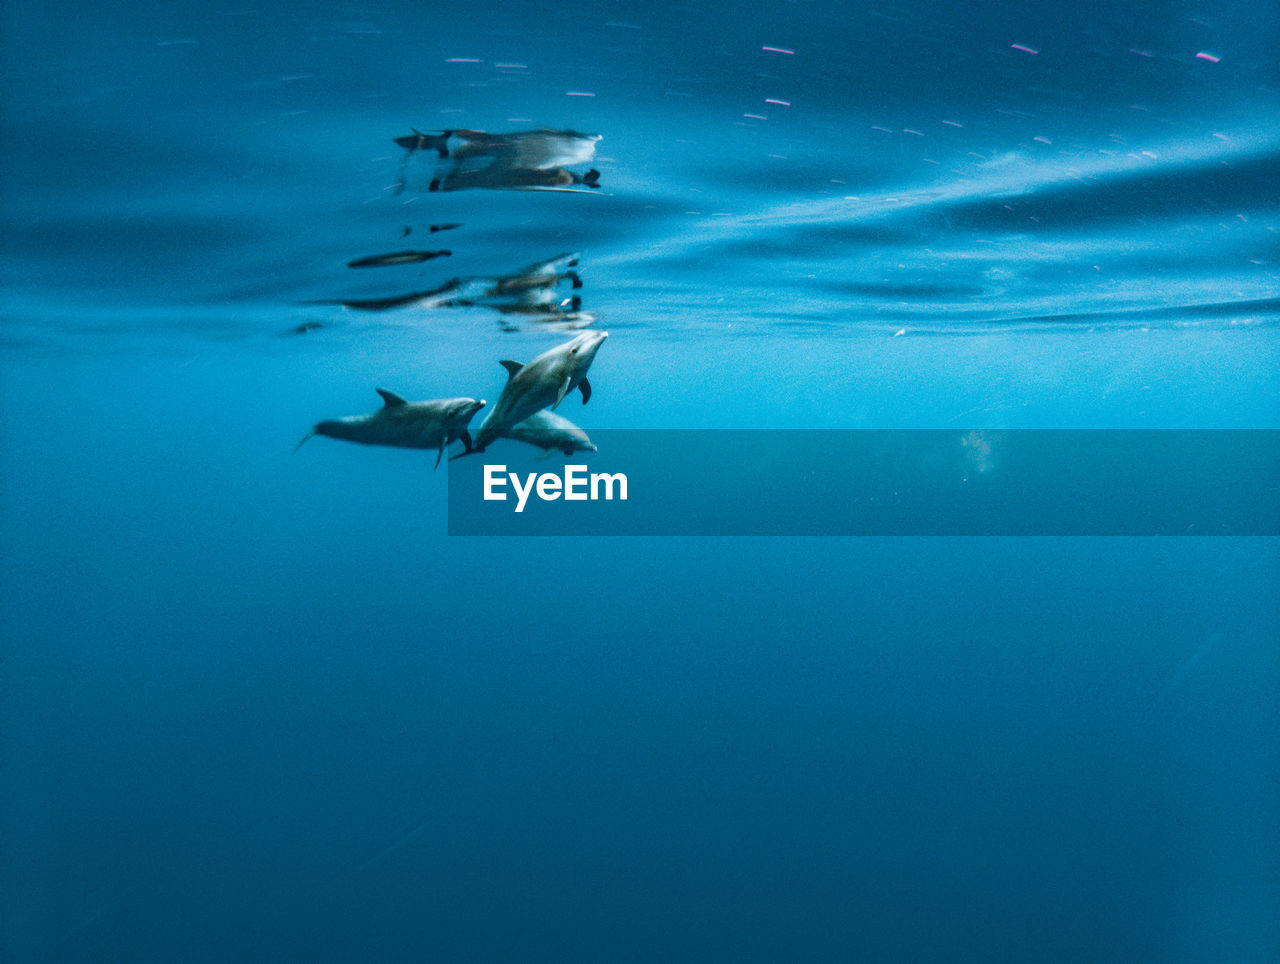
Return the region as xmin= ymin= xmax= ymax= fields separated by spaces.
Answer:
xmin=448 ymin=430 xmax=1280 ymax=536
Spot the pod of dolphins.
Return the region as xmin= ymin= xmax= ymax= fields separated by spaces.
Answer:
xmin=312 ymin=251 xmax=593 ymax=328
xmin=297 ymin=127 xmax=607 ymax=468
xmin=296 ymin=330 xmax=607 ymax=467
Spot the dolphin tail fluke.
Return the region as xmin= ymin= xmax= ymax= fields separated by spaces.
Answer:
xmin=293 ymin=430 xmax=318 ymax=454
xmin=394 ymin=129 xmax=451 ymax=158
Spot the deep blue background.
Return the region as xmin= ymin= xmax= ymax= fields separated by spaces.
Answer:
xmin=2 ymin=0 xmax=1278 ymax=960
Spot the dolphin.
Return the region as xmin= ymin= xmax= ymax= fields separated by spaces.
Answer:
xmin=347 ymin=250 xmax=451 ymax=269
xmin=500 ymin=410 xmax=598 ymax=455
xmin=295 ymin=391 xmax=486 ymax=468
xmin=395 ymin=128 xmax=602 ymax=193
xmin=485 ymin=252 xmax=582 ymax=296
xmin=428 ymin=166 xmax=600 ymax=192
xmin=397 ymin=129 xmax=600 ymax=168
xmin=469 ymin=330 xmax=607 ymax=452
xmin=306 ymin=277 xmax=470 ymax=312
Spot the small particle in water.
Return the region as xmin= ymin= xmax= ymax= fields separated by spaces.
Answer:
xmin=871 ymin=126 xmax=893 ymax=133
xmin=566 ymin=91 xmax=596 ymax=97
xmin=744 ymin=113 xmax=767 ymax=120
xmin=903 ymin=128 xmax=924 ymax=136
xmin=430 ymin=223 xmax=462 ymax=233
xmin=446 ymin=57 xmax=482 ymax=63
xmin=894 ymin=329 xmax=906 ymax=337
xmin=761 ymin=46 xmax=795 ymax=55
xmin=494 ymin=63 xmax=527 ymax=69
xmin=1129 ymin=48 xmax=1153 ymax=58
xmin=1033 ymin=136 xmax=1052 ymax=144
xmin=765 ymin=98 xmax=791 ymax=106
xmin=1010 ymin=43 xmax=1039 ymax=55
xmin=291 ymin=321 xmax=323 ymax=335
xmin=942 ymin=119 xmax=963 ymax=127
xmin=1195 ymin=51 xmax=1221 ymax=62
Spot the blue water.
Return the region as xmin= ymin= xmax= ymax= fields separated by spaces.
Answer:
xmin=3 ymin=0 xmax=1278 ymax=960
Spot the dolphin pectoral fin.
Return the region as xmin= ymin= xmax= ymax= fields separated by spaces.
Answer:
xmin=535 ymin=449 xmax=554 ymax=461
xmin=376 ymin=388 xmax=409 ymax=408
xmin=293 ymin=430 xmax=318 ymax=454
xmin=460 ymin=430 xmax=473 ymax=452
xmin=578 ymin=378 xmax=591 ymax=404
xmin=435 ymin=442 xmax=445 ymax=470
xmin=552 ymin=376 xmax=572 ymax=410
xmin=499 ymin=360 xmax=524 ymax=380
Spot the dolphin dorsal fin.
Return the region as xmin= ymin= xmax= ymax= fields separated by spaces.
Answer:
xmin=499 ymin=360 xmax=524 ymax=380
xmin=376 ymin=388 xmax=408 ymax=408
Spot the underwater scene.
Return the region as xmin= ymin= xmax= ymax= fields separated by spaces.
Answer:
xmin=2 ymin=0 xmax=1278 ymax=959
